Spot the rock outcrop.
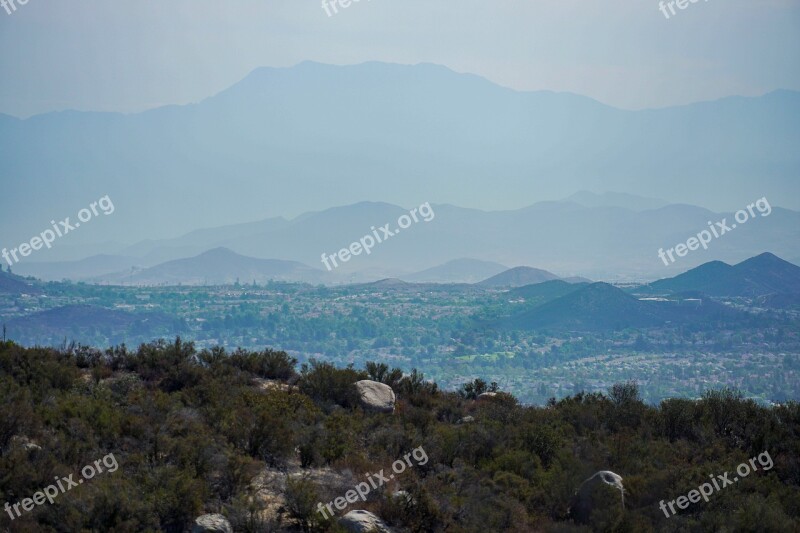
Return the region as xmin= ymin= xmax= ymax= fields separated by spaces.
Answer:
xmin=339 ymin=510 xmax=393 ymax=533
xmin=355 ymin=380 xmax=396 ymax=413
xmin=571 ymin=470 xmax=625 ymax=524
xmin=191 ymin=514 xmax=233 ymax=533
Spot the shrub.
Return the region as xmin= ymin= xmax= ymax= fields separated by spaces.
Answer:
xmin=298 ymin=360 xmax=366 ymax=409
xmin=228 ymin=348 xmax=298 ymax=380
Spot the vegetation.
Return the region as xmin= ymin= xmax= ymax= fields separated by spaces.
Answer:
xmin=1 ymin=339 xmax=798 ymax=531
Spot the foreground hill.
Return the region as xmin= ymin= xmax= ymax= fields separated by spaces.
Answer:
xmin=649 ymin=252 xmax=800 ymax=297
xmin=0 ymin=340 xmax=798 ymax=532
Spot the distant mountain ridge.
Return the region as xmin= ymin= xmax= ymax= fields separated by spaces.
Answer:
xmin=1 ymin=61 xmax=798 ymax=250
xmin=565 ymin=191 xmax=669 ymax=211
xmin=12 ymin=199 xmax=800 ymax=282
xmin=496 ymin=253 xmax=800 ymax=331
xmin=403 ymin=258 xmax=508 ymax=283
xmin=93 ymin=248 xmax=328 ymax=286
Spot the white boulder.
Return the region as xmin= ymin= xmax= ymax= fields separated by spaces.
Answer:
xmin=192 ymin=514 xmax=233 ymax=533
xmin=355 ymin=380 xmax=396 ymax=413
xmin=339 ymin=510 xmax=393 ymax=533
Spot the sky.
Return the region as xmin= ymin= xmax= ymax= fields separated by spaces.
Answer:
xmin=0 ymin=0 xmax=799 ymax=118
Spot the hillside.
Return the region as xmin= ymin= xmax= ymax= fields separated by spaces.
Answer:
xmin=507 ymin=279 xmax=588 ymax=302
xmin=649 ymin=252 xmax=800 ymax=297
xmin=0 ymin=340 xmax=797 ymax=532
xmin=15 ymin=254 xmax=141 ymax=282
xmin=478 ymin=266 xmax=562 ymax=288
xmin=403 ymin=258 xmax=508 ymax=283
xmin=506 ymin=283 xmax=663 ymax=330
xmin=735 ymin=252 xmax=800 ymax=293
xmin=94 ymin=247 xmax=328 ymax=286
xmin=505 ymin=282 xmax=738 ymax=331
xmin=0 ymin=270 xmax=41 ymax=295
xmin=4 ymin=304 xmax=179 ymax=346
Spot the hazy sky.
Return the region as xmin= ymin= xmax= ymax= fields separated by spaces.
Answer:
xmin=0 ymin=0 xmax=798 ymax=117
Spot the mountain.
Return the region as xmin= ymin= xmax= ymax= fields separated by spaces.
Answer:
xmin=507 ymin=279 xmax=589 ymax=302
xmin=115 ymin=200 xmax=800 ymax=279
xmin=93 ymin=248 xmax=328 ymax=286
xmin=13 ymin=199 xmax=800 ymax=282
xmin=15 ymin=254 xmax=142 ymax=282
xmin=403 ymin=258 xmax=508 ymax=283
xmin=504 ymin=282 xmax=737 ymax=331
xmin=2 ymin=62 xmax=798 ymax=250
xmin=564 ymin=191 xmax=669 ymax=211
xmin=735 ymin=253 xmax=800 ymax=294
xmin=478 ymin=266 xmax=562 ymax=288
xmin=119 ymin=216 xmax=292 ymax=266
xmin=0 ymin=269 xmax=41 ymax=295
xmin=648 ymin=253 xmax=800 ymax=297
xmin=506 ymin=283 xmax=662 ymax=330
xmin=562 ymin=276 xmax=594 ymax=284
xmin=357 ymin=278 xmax=410 ymax=289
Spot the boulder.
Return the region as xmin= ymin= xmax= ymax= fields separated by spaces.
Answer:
xmin=192 ymin=514 xmax=233 ymax=533
xmin=339 ymin=510 xmax=393 ymax=533
xmin=571 ymin=470 xmax=625 ymax=524
xmin=355 ymin=380 xmax=396 ymax=413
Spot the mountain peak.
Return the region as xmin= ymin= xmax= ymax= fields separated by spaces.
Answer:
xmin=478 ymin=266 xmax=561 ymax=288
xmin=649 ymin=253 xmax=800 ymax=297
xmin=199 ymin=247 xmax=239 ymax=258
xmin=736 ymin=252 xmax=787 ymax=268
